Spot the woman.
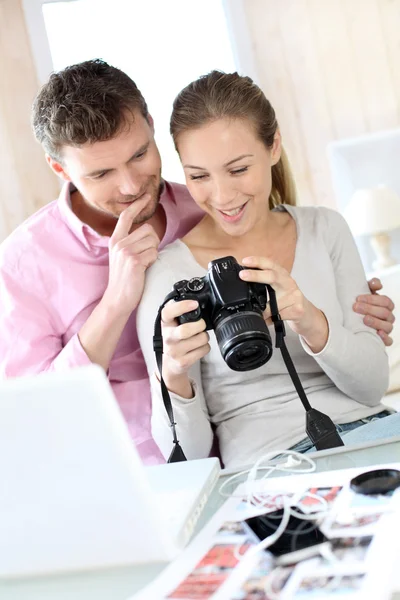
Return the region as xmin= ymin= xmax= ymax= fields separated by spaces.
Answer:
xmin=137 ymin=71 xmax=393 ymax=469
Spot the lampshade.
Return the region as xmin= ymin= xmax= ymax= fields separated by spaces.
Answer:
xmin=344 ymin=185 xmax=400 ymax=237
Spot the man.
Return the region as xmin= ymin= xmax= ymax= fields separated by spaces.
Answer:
xmin=0 ymin=60 xmax=395 ymax=464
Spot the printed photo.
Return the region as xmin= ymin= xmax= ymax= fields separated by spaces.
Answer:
xmin=296 ymin=487 xmax=342 ymax=514
xmin=217 ymin=521 xmax=249 ymax=537
xmin=237 ymin=492 xmax=294 ymax=515
xmin=215 ymin=520 xmax=262 ymax=548
xmin=168 ymin=542 xmax=254 ymax=599
xmin=270 ymin=566 xmax=298 ymax=595
xmin=327 ymin=511 xmax=382 ymax=532
xmin=232 ymin=554 xmax=273 ymax=600
xmin=329 ymin=535 xmax=373 ymax=562
xmin=312 ymin=535 xmax=373 ymax=568
xmin=233 ymin=560 xmax=295 ymax=600
xmin=348 ymin=489 xmax=395 ymax=510
xmin=292 ymin=573 xmax=365 ymax=598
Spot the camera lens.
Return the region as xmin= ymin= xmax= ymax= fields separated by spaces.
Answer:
xmin=238 ymin=346 xmax=259 ymax=359
xmin=215 ymin=311 xmax=272 ymax=371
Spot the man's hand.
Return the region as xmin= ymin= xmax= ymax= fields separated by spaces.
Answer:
xmin=77 ymin=197 xmax=160 ymax=372
xmin=104 ymin=197 xmax=160 ymax=316
xmin=353 ymin=278 xmax=395 ymax=346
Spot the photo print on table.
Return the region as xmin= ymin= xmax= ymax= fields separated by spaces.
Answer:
xmin=167 ymin=542 xmax=254 ymax=599
xmin=295 ymin=487 xmax=343 ymax=515
xmin=292 ymin=572 xmax=365 ymax=598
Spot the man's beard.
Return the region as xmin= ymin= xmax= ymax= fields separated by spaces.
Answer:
xmin=128 ymin=179 xmax=164 ymax=225
xmin=73 ymin=177 xmax=165 ymax=236
xmin=112 ymin=178 xmax=164 ymax=224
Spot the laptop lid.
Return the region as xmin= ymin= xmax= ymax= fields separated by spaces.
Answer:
xmin=0 ymin=365 xmax=177 ymax=577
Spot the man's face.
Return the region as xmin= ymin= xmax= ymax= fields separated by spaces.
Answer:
xmin=50 ymin=111 xmax=162 ymax=226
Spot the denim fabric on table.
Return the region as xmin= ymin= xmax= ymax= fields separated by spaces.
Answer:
xmin=288 ymin=409 xmax=393 ymax=455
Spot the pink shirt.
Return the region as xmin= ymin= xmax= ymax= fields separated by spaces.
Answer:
xmin=0 ymin=181 xmax=204 ymax=464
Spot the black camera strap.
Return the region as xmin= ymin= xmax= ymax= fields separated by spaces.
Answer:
xmin=153 ymin=292 xmax=188 ymax=463
xmin=266 ymin=285 xmax=343 ymax=451
xmin=266 ymin=285 xmax=311 ymax=411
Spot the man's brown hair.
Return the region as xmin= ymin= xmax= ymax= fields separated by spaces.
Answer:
xmin=32 ymin=59 xmax=148 ymax=161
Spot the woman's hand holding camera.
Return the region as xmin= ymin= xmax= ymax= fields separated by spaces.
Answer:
xmin=160 ymin=300 xmax=211 ymax=398
xmin=239 ymin=256 xmax=329 ymax=353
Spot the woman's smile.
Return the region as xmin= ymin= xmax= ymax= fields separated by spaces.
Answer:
xmin=216 ymin=200 xmax=249 ymax=223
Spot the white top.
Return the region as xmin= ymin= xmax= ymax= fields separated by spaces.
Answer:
xmin=137 ymin=205 xmax=389 ymax=468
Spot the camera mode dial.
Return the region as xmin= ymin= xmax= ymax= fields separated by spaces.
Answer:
xmin=187 ymin=277 xmax=205 ymax=293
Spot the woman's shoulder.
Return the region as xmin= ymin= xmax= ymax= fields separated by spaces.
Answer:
xmin=144 ymin=240 xmax=185 ymax=288
xmin=138 ymin=243 xmax=183 ymax=325
xmin=280 ymin=204 xmax=349 ymax=236
xmin=144 ymin=239 xmax=205 ymax=292
xmin=158 ymin=239 xmax=186 ymax=263
xmin=156 ymin=239 xmax=203 ymax=272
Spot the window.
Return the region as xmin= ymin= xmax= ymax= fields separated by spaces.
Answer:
xmin=41 ymin=0 xmax=236 ymax=183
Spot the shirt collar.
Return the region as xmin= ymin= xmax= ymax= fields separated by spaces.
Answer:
xmin=159 ymin=180 xmax=180 ymax=247
xmin=57 ymin=182 xmax=109 ymax=251
xmin=57 ymin=180 xmax=178 ymax=252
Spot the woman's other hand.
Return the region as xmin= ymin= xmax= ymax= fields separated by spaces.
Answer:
xmin=239 ymin=256 xmax=329 ymax=353
xmin=160 ymin=300 xmax=210 ymax=398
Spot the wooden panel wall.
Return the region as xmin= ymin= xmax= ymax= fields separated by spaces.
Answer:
xmin=0 ymin=0 xmax=59 ymax=241
xmin=244 ymin=0 xmax=400 ymax=208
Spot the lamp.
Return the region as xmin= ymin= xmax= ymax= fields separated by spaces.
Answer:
xmin=344 ymin=184 xmax=400 ymax=271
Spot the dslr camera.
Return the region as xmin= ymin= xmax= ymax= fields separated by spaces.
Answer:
xmin=172 ymin=256 xmax=272 ymax=371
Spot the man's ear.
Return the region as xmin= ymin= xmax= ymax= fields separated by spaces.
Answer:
xmin=147 ymin=114 xmax=155 ymax=134
xmin=271 ymin=130 xmax=282 ymax=166
xmin=46 ymin=154 xmax=71 ymax=181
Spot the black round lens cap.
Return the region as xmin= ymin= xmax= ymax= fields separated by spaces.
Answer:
xmin=350 ymin=469 xmax=400 ymax=495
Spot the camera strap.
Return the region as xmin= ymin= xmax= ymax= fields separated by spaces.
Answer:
xmin=267 ymin=285 xmax=344 ymax=451
xmin=153 ymin=292 xmax=188 ymax=463
xmin=266 ymin=285 xmax=311 ymax=412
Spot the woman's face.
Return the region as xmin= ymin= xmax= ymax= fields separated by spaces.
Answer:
xmin=177 ymin=118 xmax=281 ymax=238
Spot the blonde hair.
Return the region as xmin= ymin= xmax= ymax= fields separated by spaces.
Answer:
xmin=170 ymin=71 xmax=296 ymax=208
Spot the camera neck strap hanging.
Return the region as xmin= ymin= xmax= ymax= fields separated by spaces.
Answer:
xmin=266 ymin=284 xmax=311 ymax=412
xmin=153 ymin=285 xmax=343 ymax=464
xmin=153 ymin=292 xmax=187 ymax=463
xmin=266 ymin=284 xmax=343 ymax=451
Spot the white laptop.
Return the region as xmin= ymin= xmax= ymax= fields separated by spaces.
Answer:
xmin=0 ymin=365 xmax=220 ymax=577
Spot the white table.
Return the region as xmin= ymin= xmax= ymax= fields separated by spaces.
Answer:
xmin=2 ymin=437 xmax=400 ymax=600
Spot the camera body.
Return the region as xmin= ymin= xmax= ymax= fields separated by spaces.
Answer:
xmin=172 ymin=256 xmax=272 ymax=371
